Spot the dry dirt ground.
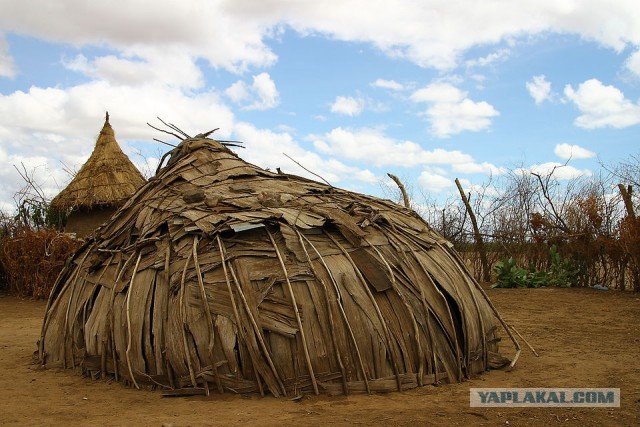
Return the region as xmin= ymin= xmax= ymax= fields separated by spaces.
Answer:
xmin=0 ymin=287 xmax=638 ymax=426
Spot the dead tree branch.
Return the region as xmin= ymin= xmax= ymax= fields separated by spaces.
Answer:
xmin=387 ymin=173 xmax=410 ymax=209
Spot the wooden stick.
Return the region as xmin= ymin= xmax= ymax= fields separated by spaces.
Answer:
xmin=61 ymin=267 xmax=81 ymax=369
xmin=365 ymin=239 xmax=425 ymax=387
xmin=509 ymin=324 xmax=539 ymax=357
xmin=300 ymin=233 xmax=370 ymax=394
xmin=179 ymin=251 xmax=199 ymax=388
xmin=229 ymin=259 xmax=287 ymax=395
xmin=295 ymin=228 xmax=349 ymax=395
xmin=396 ymin=227 xmax=465 ymax=380
xmin=382 ymin=230 xmax=438 ymax=378
xmin=454 ymin=178 xmax=491 ymax=282
xmin=444 ymin=245 xmax=522 ymax=368
xmin=283 ymin=153 xmax=332 ymax=186
xmin=152 ymin=138 xmax=177 ymax=148
xmin=39 ymin=244 xmax=88 ymax=364
xmin=125 ymin=251 xmax=143 ymax=389
xmin=94 ymin=255 xmax=114 ymax=378
xmin=325 ymin=231 xmax=403 ymax=392
xmin=108 ymin=254 xmax=130 ymax=382
xmin=618 ymin=184 xmax=636 ymax=220
xmin=192 ymin=236 xmax=224 ymax=394
xmin=214 ymin=236 xmax=256 ymax=393
xmin=147 ymin=122 xmax=184 ymax=141
xmin=432 ymin=239 xmax=489 ymax=372
xmin=253 ymin=365 xmax=265 ymax=397
xmin=61 ymin=249 xmax=92 ymax=369
xmin=160 ymin=244 xmax=173 ymax=387
xmin=217 ymin=235 xmax=286 ymax=396
xmin=387 ymin=173 xmax=410 ymax=209
xmin=267 ymin=228 xmax=319 ymax=396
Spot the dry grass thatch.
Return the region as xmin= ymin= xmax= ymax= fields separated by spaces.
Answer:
xmin=39 ymin=135 xmax=516 ymax=397
xmin=50 ymin=113 xmax=146 ymax=212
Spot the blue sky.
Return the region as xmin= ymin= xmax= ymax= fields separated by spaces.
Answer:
xmin=1 ymin=1 xmax=639 ymax=212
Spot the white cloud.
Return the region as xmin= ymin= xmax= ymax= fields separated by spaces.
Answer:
xmin=0 ymin=1 xmax=640 ymax=74
xmin=0 ymin=80 xmax=235 ymax=209
xmin=418 ymin=171 xmax=453 ymax=193
xmin=225 ymin=72 xmax=280 ymax=110
xmin=517 ymin=162 xmax=592 ymax=180
xmin=554 ymin=143 xmax=596 ymax=160
xmin=225 ymin=80 xmax=251 ymax=103
xmin=0 ymin=82 xmax=234 ymax=142
xmin=411 ymin=82 xmax=465 ymax=104
xmin=465 ymin=48 xmax=510 ymax=68
xmin=451 ymin=161 xmax=507 ymax=175
xmin=233 ymin=122 xmax=377 ymax=184
xmin=0 ymin=34 xmax=16 ymax=78
xmin=0 ymin=145 xmax=82 ymax=214
xmin=625 ymin=50 xmax=640 ymax=77
xmin=61 ymin=54 xmax=90 ymax=73
xmin=526 ymin=74 xmax=552 ymax=104
xmin=0 ymin=2 xmax=278 ymax=73
xmin=371 ymin=79 xmax=404 ymax=91
xmin=411 ymin=82 xmax=499 ymax=137
xmin=311 ymin=127 xmax=475 ymax=167
xmin=2 ymin=1 xmax=640 ymax=208
xmin=330 ymin=96 xmax=365 ymax=116
xmin=249 ymin=72 xmax=280 ymax=110
xmin=63 ymin=51 xmax=204 ymax=89
xmin=564 ymin=78 xmax=640 ymax=128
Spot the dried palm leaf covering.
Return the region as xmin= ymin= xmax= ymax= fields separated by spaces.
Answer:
xmin=39 ymin=134 xmax=517 ymax=396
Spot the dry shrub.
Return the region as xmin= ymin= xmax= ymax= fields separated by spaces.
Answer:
xmin=0 ymin=227 xmax=81 ymax=299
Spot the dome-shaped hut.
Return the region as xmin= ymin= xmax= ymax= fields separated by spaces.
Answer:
xmin=38 ymin=134 xmax=516 ymax=396
xmin=50 ymin=113 xmax=146 ymax=238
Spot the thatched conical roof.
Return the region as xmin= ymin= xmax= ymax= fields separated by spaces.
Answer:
xmin=50 ymin=113 xmax=146 ymax=211
xmin=39 ymin=135 xmax=516 ymax=397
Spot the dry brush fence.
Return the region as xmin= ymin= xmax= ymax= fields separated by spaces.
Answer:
xmin=0 ymin=227 xmax=81 ymax=298
xmin=391 ymin=164 xmax=640 ymax=291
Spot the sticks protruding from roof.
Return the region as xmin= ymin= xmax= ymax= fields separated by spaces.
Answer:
xmin=147 ymin=120 xmax=245 ymax=149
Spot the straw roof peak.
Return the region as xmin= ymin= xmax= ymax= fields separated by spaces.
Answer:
xmin=50 ymin=113 xmax=146 ymax=211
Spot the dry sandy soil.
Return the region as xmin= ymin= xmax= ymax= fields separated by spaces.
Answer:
xmin=0 ymin=287 xmax=638 ymax=426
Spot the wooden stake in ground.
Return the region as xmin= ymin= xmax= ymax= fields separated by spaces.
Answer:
xmin=455 ymin=178 xmax=491 ymax=283
xmin=509 ymin=324 xmax=539 ymax=357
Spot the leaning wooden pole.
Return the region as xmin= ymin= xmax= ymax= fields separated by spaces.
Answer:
xmin=455 ymin=178 xmax=491 ymax=283
xmin=618 ymin=184 xmax=640 ymax=291
xmin=387 ymin=173 xmax=410 ymax=209
xmin=618 ymin=184 xmax=636 ymax=220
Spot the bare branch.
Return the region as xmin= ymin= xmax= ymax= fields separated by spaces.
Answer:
xmin=147 ymin=122 xmax=183 ymax=141
xmin=157 ymin=117 xmax=191 ymax=139
xmin=283 ymin=153 xmax=332 ymax=187
xmin=152 ymin=138 xmax=177 ymax=148
xmin=386 ymin=173 xmax=410 ymax=208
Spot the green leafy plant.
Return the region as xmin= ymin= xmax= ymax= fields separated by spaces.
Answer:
xmin=493 ymin=258 xmax=529 ymax=288
xmin=492 ymin=245 xmax=580 ymax=288
xmin=546 ymin=245 xmax=580 ymax=287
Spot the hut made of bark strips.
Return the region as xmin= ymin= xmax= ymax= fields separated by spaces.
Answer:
xmin=39 ymin=136 xmax=516 ymax=397
xmin=50 ymin=113 xmax=146 ymax=238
